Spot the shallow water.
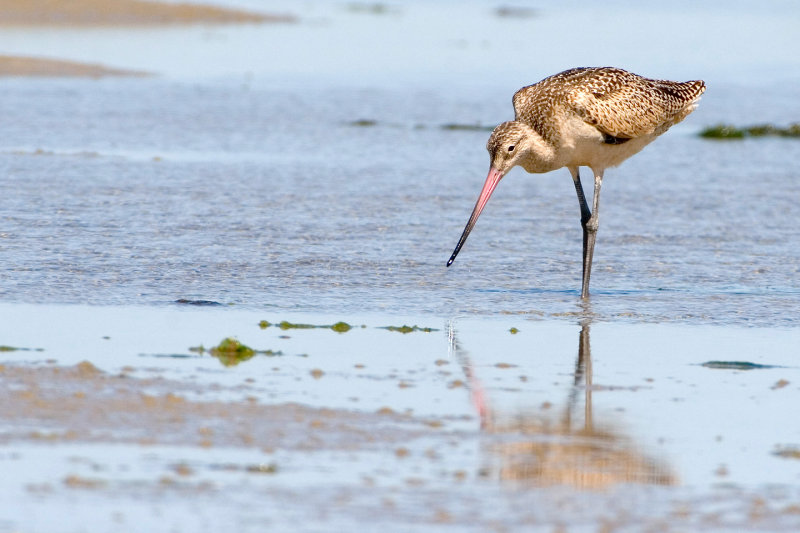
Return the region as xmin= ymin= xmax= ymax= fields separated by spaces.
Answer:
xmin=2 ymin=75 xmax=799 ymax=324
xmin=0 ymin=2 xmax=798 ymax=324
xmin=1 ymin=1 xmax=800 ymax=531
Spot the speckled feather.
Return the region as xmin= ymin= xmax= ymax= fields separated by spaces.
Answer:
xmin=512 ymin=67 xmax=706 ymax=143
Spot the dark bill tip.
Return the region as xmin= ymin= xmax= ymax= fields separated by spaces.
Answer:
xmin=445 ymin=167 xmax=504 ymax=268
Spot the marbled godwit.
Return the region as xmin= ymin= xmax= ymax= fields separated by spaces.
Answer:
xmin=446 ymin=67 xmax=705 ymax=298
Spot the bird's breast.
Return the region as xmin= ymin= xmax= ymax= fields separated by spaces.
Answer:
xmin=551 ymin=116 xmax=658 ymax=170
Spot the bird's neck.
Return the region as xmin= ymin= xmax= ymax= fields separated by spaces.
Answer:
xmin=520 ymin=133 xmax=558 ymax=174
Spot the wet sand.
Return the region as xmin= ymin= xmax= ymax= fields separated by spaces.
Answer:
xmin=0 ymin=360 xmax=430 ymax=450
xmin=1 ymin=353 xmax=797 ymax=532
xmin=1 ymin=345 xmax=799 ymax=532
xmin=0 ymin=54 xmax=149 ymax=77
xmin=1 ymin=304 xmax=799 ymax=531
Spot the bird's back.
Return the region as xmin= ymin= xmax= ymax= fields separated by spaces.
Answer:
xmin=513 ymin=67 xmax=706 ymax=143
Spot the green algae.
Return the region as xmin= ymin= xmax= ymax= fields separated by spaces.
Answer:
xmin=785 ymin=123 xmax=800 ymax=136
xmin=700 ymin=122 xmax=800 ymax=139
xmin=0 ymin=345 xmax=43 ymax=352
xmin=330 ymin=321 xmax=352 ymax=333
xmin=258 ymin=320 xmax=436 ymax=334
xmin=259 ymin=320 xmax=355 ymax=333
xmin=207 ymin=338 xmax=282 ymax=367
xmin=440 ymin=123 xmax=494 ymax=132
xmin=348 ymin=120 xmax=500 ymax=132
xmin=348 ymin=119 xmax=378 ymax=127
xmin=699 ymin=124 xmax=745 ymax=139
xmin=278 ymin=320 xmax=317 ymax=330
xmin=745 ymin=124 xmax=783 ymax=136
xmin=748 ymin=123 xmax=800 ymax=137
xmin=380 ymin=325 xmax=438 ymax=334
xmin=210 ymin=338 xmax=256 ymax=366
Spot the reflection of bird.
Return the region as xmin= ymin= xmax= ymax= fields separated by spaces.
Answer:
xmin=447 ymin=67 xmax=705 ymax=298
xmin=484 ymin=322 xmax=676 ymax=488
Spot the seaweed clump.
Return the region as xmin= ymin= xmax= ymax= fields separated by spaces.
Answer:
xmin=206 ymin=338 xmax=282 ymax=367
xmin=210 ymin=338 xmax=256 ymax=366
xmin=699 ymin=123 xmax=800 ymax=139
xmin=348 ymin=119 xmax=378 ymax=127
xmin=0 ymin=345 xmax=43 ymax=352
xmin=699 ymin=125 xmax=745 ymax=139
xmin=259 ymin=320 xmax=355 ymax=334
xmin=380 ymin=325 xmax=438 ymax=334
xmin=330 ymin=321 xmax=352 ymax=333
xmin=440 ymin=123 xmax=494 ymax=132
xmin=277 ymin=321 xmax=317 ymax=330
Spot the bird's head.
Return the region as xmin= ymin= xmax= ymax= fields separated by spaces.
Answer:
xmin=486 ymin=120 xmax=533 ymax=175
xmin=446 ymin=120 xmax=544 ymax=267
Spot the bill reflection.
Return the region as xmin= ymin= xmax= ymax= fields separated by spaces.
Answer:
xmin=449 ymin=319 xmax=675 ymax=489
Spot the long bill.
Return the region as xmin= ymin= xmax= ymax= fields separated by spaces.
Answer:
xmin=446 ymin=167 xmax=504 ymax=267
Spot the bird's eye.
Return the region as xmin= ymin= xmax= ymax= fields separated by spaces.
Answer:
xmin=508 ymin=145 xmax=515 ymax=152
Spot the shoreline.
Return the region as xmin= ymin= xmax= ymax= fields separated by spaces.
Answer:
xmin=0 ymin=0 xmax=293 ymax=27
xmin=0 ymin=0 xmax=293 ymax=77
xmin=0 ymin=54 xmax=152 ymax=78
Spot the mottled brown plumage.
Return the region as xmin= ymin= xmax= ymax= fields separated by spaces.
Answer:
xmin=447 ymin=67 xmax=706 ymax=298
xmin=513 ymin=67 xmax=705 ymax=142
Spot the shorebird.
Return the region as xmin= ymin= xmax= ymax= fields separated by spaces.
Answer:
xmin=446 ymin=67 xmax=705 ymax=298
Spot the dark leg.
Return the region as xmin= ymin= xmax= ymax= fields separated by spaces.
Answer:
xmin=570 ymin=168 xmax=604 ymax=299
xmin=570 ymin=167 xmax=592 ymax=225
xmin=579 ymin=321 xmax=593 ymax=432
xmin=564 ymin=320 xmax=593 ymax=431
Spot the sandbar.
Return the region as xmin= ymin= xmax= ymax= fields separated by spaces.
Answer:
xmin=0 ymin=0 xmax=292 ymax=27
xmin=0 ymin=54 xmax=150 ymax=78
xmin=0 ymin=360 xmax=431 ymax=449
